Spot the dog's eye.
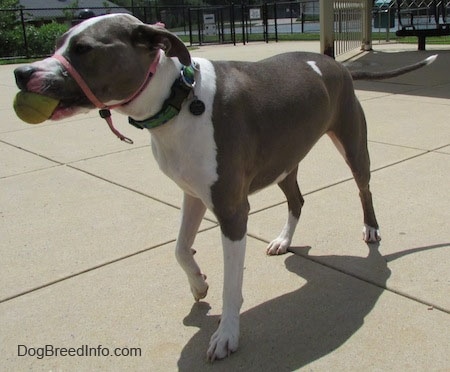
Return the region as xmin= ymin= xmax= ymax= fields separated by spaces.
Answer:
xmin=74 ymin=43 xmax=93 ymax=55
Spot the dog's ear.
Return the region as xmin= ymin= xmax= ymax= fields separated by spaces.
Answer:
xmin=132 ymin=24 xmax=191 ymax=66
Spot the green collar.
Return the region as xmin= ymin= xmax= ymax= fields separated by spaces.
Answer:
xmin=128 ymin=65 xmax=196 ymax=130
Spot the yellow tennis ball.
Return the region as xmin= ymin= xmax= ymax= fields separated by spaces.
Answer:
xmin=13 ymin=92 xmax=59 ymax=124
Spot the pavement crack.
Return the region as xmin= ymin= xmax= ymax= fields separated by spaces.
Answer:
xmin=247 ymin=233 xmax=449 ymax=315
xmin=67 ymin=164 xmax=182 ymax=211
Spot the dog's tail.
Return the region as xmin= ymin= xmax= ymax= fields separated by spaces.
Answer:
xmin=350 ymin=54 xmax=437 ymax=80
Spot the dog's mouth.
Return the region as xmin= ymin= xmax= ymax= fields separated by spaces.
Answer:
xmin=50 ymin=105 xmax=80 ymax=121
xmin=13 ymin=85 xmax=93 ymax=125
xmin=50 ymin=96 xmax=92 ymax=120
xmin=14 ymin=62 xmax=94 ymax=122
xmin=32 ymin=78 xmax=93 ymax=120
xmin=21 ymin=83 xmax=93 ymax=121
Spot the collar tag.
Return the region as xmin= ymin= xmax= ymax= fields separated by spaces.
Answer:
xmin=189 ymin=97 xmax=205 ymax=116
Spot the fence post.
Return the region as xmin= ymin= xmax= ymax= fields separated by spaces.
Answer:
xmin=273 ymin=2 xmax=278 ymax=42
xmin=362 ymin=0 xmax=372 ymax=50
xmin=19 ymin=9 xmax=29 ymax=58
xmin=230 ymin=4 xmax=236 ymax=46
xmin=289 ymin=3 xmax=293 ymax=34
xmin=263 ymin=2 xmax=268 ymax=42
xmin=188 ymin=8 xmax=193 ymax=46
xmin=241 ymin=3 xmax=246 ymax=45
xmin=320 ymin=0 xmax=334 ymax=57
xmin=301 ymin=5 xmax=305 ymax=33
xmin=197 ymin=8 xmax=202 ymax=45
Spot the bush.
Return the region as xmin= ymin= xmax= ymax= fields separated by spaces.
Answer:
xmin=26 ymin=22 xmax=69 ymax=57
xmin=0 ymin=21 xmax=68 ymax=58
xmin=0 ymin=27 xmax=25 ymax=57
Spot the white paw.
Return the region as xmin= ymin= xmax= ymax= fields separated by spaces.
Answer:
xmin=206 ymin=319 xmax=239 ymax=361
xmin=363 ymin=224 xmax=381 ymax=243
xmin=189 ymin=273 xmax=209 ymax=301
xmin=266 ymin=237 xmax=291 ymax=255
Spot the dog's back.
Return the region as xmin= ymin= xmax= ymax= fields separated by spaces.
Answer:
xmin=209 ymin=52 xmax=356 ymax=194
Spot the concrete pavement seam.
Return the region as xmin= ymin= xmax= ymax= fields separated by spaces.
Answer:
xmin=246 ymin=232 xmax=450 ymax=314
xmin=248 ymin=143 xmax=446 ymax=217
xmin=0 ymin=223 xmax=220 ymax=304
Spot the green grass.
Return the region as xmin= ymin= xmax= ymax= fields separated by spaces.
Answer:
xmin=276 ymin=33 xmax=320 ymax=41
xmin=182 ymin=32 xmax=450 ymax=44
xmin=396 ymin=35 xmax=450 ymax=44
xmin=181 ymin=32 xmax=321 ymax=44
xmin=0 ymin=57 xmax=41 ymax=65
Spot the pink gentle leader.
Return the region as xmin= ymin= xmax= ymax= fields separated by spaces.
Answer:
xmin=52 ymin=50 xmax=161 ymax=144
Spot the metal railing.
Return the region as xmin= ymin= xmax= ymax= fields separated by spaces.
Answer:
xmin=320 ymin=0 xmax=369 ymax=57
xmin=396 ymin=0 xmax=449 ymax=28
xmin=372 ymin=0 xmax=450 ymax=42
xmin=333 ymin=0 xmax=366 ymax=56
xmin=185 ymin=1 xmax=320 ymax=46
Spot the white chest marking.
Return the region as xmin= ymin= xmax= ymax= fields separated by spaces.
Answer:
xmin=307 ymin=61 xmax=323 ymax=76
xmin=150 ymin=58 xmax=218 ymax=208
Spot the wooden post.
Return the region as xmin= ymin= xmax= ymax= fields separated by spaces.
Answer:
xmin=362 ymin=0 xmax=373 ymax=51
xmin=320 ymin=0 xmax=334 ymax=57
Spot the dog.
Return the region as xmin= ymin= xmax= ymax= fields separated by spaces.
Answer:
xmin=13 ymin=13 xmax=436 ymax=361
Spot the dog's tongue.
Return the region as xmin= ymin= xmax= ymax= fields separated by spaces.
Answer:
xmin=13 ymin=91 xmax=59 ymax=124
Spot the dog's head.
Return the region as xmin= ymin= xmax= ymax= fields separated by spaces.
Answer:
xmin=13 ymin=13 xmax=191 ymax=121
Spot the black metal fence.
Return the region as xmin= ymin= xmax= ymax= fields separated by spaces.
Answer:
xmin=2 ymin=1 xmax=449 ymax=59
xmin=0 ymin=2 xmax=321 ymax=59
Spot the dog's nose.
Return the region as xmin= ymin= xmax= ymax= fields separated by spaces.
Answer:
xmin=14 ymin=65 xmax=36 ymax=90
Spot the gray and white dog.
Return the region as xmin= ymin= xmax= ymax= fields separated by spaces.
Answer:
xmin=14 ymin=14 xmax=435 ymax=361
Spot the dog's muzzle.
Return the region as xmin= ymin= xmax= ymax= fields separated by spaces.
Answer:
xmin=51 ymin=50 xmax=161 ymax=144
xmin=14 ymin=66 xmax=37 ymax=91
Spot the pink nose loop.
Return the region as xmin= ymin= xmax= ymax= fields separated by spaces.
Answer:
xmin=52 ymin=50 xmax=161 ymax=143
xmin=53 ymin=54 xmax=105 ymax=108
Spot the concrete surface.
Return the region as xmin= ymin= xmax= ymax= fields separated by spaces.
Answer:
xmin=1 ymin=41 xmax=449 ymax=371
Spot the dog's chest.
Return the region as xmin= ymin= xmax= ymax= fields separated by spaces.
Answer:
xmin=150 ymin=59 xmax=218 ymax=206
xmin=151 ymin=117 xmax=217 ymax=205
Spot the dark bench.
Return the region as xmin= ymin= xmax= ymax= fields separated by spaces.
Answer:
xmin=395 ymin=0 xmax=450 ymax=50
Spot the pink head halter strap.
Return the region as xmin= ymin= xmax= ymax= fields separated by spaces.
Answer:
xmin=52 ymin=50 xmax=161 ymax=144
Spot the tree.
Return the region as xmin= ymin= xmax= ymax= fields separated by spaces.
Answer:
xmin=0 ymin=0 xmax=19 ymax=29
xmin=62 ymin=0 xmax=79 ymax=20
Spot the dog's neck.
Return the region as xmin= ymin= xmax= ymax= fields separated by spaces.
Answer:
xmin=117 ymin=53 xmax=182 ymax=121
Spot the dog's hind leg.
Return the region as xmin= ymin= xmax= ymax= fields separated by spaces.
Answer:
xmin=175 ymin=193 xmax=209 ymax=301
xmin=328 ymin=104 xmax=381 ymax=243
xmin=267 ymin=166 xmax=304 ymax=255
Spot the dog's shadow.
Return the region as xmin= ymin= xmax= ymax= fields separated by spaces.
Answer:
xmin=177 ymin=243 xmax=446 ymax=371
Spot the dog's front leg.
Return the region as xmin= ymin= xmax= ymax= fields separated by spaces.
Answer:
xmin=207 ymin=201 xmax=248 ymax=361
xmin=175 ymin=193 xmax=209 ymax=301
xmin=207 ymin=233 xmax=246 ymax=361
